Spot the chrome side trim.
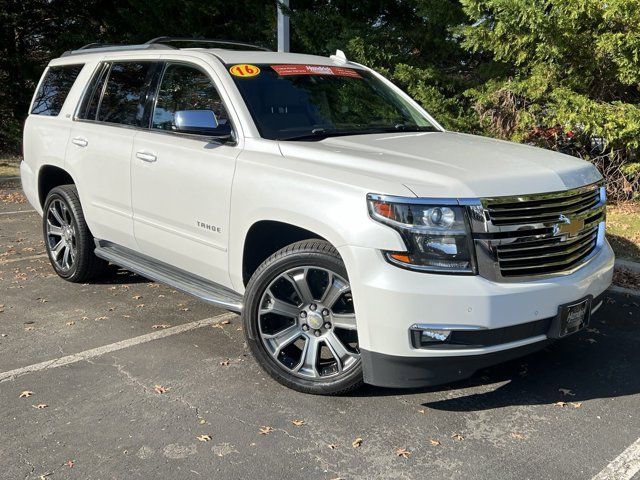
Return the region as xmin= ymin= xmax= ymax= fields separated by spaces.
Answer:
xmin=94 ymin=241 xmax=243 ymax=312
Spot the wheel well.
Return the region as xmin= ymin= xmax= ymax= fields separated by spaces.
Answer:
xmin=38 ymin=165 xmax=74 ymax=207
xmin=242 ymin=221 xmax=326 ymax=285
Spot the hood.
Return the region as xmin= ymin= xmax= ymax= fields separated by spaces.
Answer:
xmin=277 ymin=131 xmax=601 ymax=198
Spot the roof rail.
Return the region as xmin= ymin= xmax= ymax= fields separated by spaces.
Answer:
xmin=61 ymin=43 xmax=174 ymax=57
xmin=145 ymin=36 xmax=272 ymax=52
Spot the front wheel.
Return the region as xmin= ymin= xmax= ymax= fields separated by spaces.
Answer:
xmin=243 ymin=240 xmax=363 ymax=395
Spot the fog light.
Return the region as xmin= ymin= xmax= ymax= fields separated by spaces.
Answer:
xmin=421 ymin=329 xmax=451 ymax=342
xmin=410 ymin=324 xmax=452 ymax=348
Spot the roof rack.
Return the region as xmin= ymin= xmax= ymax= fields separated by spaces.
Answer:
xmin=145 ymin=36 xmax=272 ymax=52
xmin=61 ymin=43 xmax=174 ymax=57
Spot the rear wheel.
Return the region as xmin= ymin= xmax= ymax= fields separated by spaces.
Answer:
xmin=43 ymin=185 xmax=107 ymax=282
xmin=243 ymin=240 xmax=363 ymax=395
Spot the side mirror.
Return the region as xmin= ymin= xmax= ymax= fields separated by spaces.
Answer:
xmin=173 ymin=110 xmax=222 ymax=136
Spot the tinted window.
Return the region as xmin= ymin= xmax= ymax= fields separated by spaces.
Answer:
xmin=77 ymin=63 xmax=110 ymax=121
xmin=31 ymin=64 xmax=84 ymax=116
xmin=152 ymin=64 xmax=231 ymax=134
xmin=97 ymin=62 xmax=156 ymax=126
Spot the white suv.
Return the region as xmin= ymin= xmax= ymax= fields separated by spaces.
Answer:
xmin=21 ymin=38 xmax=614 ymax=394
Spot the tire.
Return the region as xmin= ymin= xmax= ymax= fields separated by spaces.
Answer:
xmin=243 ymin=240 xmax=363 ymax=395
xmin=42 ymin=185 xmax=108 ymax=283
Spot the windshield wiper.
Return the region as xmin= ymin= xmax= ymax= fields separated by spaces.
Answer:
xmin=281 ymin=126 xmax=409 ymax=141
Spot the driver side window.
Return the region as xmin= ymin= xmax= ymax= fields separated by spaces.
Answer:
xmin=152 ymin=63 xmax=231 ymax=135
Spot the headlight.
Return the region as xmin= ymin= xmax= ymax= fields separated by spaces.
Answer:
xmin=367 ymin=194 xmax=476 ymax=274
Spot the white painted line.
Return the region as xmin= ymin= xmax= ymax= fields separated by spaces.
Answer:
xmin=0 ymin=312 xmax=237 ymax=383
xmin=592 ymin=437 xmax=640 ymax=480
xmin=0 ymin=253 xmax=48 ymax=265
xmin=0 ymin=209 xmax=35 ymax=216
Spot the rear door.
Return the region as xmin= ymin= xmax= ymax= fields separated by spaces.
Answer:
xmin=66 ymin=60 xmax=159 ymax=250
xmin=131 ymin=60 xmax=241 ymax=286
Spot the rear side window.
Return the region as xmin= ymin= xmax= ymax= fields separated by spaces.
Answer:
xmin=94 ymin=62 xmax=156 ymax=127
xmin=31 ymin=64 xmax=84 ymax=116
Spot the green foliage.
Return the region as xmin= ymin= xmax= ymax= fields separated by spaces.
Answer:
xmin=460 ymin=0 xmax=640 ymax=156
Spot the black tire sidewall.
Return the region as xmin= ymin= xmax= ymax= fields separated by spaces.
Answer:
xmin=243 ymin=241 xmax=363 ymax=395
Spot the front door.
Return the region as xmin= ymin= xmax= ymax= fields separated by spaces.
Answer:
xmin=131 ymin=62 xmax=240 ymax=287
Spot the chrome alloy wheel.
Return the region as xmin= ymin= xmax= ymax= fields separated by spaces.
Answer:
xmin=45 ymin=198 xmax=77 ymax=272
xmin=258 ymin=266 xmax=359 ymax=380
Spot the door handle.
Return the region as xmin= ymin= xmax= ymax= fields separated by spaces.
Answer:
xmin=136 ymin=151 xmax=157 ymax=163
xmin=71 ymin=137 xmax=88 ymax=148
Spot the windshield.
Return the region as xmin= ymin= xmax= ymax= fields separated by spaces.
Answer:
xmin=227 ymin=64 xmax=439 ymax=140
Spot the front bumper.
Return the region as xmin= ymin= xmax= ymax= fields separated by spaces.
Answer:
xmin=338 ymin=240 xmax=614 ymax=388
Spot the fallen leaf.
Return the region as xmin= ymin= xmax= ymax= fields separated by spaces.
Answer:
xmin=395 ymin=447 xmax=411 ymax=458
xmin=199 ymin=419 xmax=206 ymax=425
xmin=33 ymin=403 xmax=48 ymax=409
xmin=417 ymin=409 xmax=426 ymax=414
xmin=510 ymin=432 xmax=526 ymax=440
xmin=66 ymin=321 xmax=75 ymax=326
xmin=451 ymin=433 xmax=464 ymax=441
xmin=259 ymin=426 xmax=274 ymax=435
xmin=559 ymin=388 xmax=575 ymax=396
xmin=196 ymin=434 xmax=212 ymax=442
xmin=291 ymin=419 xmax=305 ymax=427
xmin=570 ymin=402 xmax=583 ymax=409
xmin=554 ymin=401 xmax=567 ymax=407
xmin=19 ymin=391 xmax=34 ymax=398
xmin=429 ymin=439 xmax=441 ymax=446
xmin=153 ymin=385 xmax=167 ymax=394
xmin=352 ymin=437 xmax=363 ymax=448
xmin=152 ymin=324 xmax=172 ymax=329
xmin=132 ymin=295 xmax=142 ymax=300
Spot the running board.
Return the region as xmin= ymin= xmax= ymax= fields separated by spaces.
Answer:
xmin=94 ymin=242 xmax=243 ymax=312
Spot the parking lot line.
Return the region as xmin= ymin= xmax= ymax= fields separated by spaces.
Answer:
xmin=0 ymin=311 xmax=237 ymax=383
xmin=0 ymin=253 xmax=48 ymax=265
xmin=592 ymin=437 xmax=640 ymax=480
xmin=0 ymin=209 xmax=35 ymax=215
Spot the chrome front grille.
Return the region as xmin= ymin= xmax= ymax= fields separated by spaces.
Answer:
xmin=468 ymin=183 xmax=606 ymax=281
xmin=486 ymin=187 xmax=601 ymax=226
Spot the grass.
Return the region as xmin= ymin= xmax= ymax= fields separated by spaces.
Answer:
xmin=607 ymin=202 xmax=640 ymax=262
xmin=0 ymin=155 xmax=20 ymax=178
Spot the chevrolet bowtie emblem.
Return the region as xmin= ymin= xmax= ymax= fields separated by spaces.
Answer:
xmin=556 ymin=215 xmax=584 ymax=237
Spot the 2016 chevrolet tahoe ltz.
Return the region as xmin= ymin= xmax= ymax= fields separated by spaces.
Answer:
xmin=21 ymin=38 xmax=613 ymax=395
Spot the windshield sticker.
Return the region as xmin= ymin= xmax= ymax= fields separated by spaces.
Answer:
xmin=272 ymin=65 xmax=362 ymax=78
xmin=229 ymin=64 xmax=261 ymax=77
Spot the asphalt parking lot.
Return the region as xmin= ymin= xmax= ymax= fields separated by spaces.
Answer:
xmin=1 ymin=178 xmax=639 ymax=480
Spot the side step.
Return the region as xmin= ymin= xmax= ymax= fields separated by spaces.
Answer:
xmin=94 ymin=242 xmax=243 ymax=312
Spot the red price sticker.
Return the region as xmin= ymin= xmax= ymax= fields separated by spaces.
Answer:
xmin=229 ymin=64 xmax=261 ymax=77
xmin=272 ymin=65 xmax=362 ymax=78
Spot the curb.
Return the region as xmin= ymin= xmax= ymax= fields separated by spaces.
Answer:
xmin=613 ymin=259 xmax=640 ymax=297
xmin=615 ymin=258 xmax=640 ymax=274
